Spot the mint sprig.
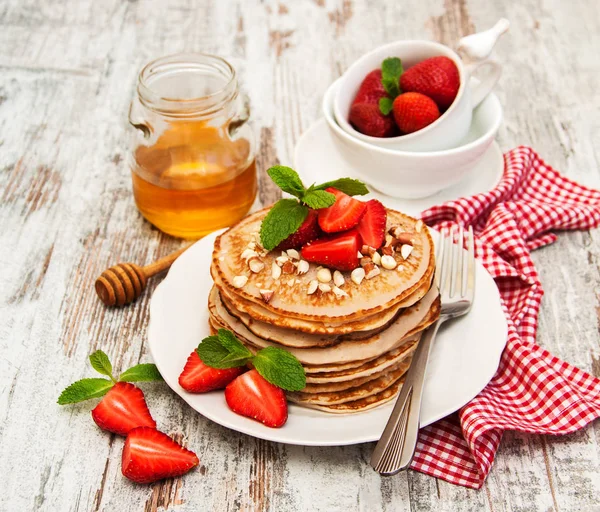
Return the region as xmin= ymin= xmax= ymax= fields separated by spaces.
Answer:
xmin=259 ymin=166 xmax=368 ymax=250
xmin=196 ymin=329 xmax=306 ymax=391
xmin=379 ymin=57 xmax=403 ymax=115
xmin=57 ymin=350 xmax=163 ymax=405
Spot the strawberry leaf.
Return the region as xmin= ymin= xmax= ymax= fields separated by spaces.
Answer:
xmin=379 ymin=97 xmax=394 ymax=116
xmin=252 ymin=347 xmax=306 ymax=391
xmin=267 ymin=166 xmax=306 ymax=199
xmin=119 ymin=364 xmax=163 ymax=382
xmin=260 ymin=199 xmax=309 ymax=251
xmin=89 ymin=350 xmax=114 ymax=381
xmin=381 ymin=57 xmax=403 ymax=99
xmin=57 ymin=378 xmax=114 ymax=405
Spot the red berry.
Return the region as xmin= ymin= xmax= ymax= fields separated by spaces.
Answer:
xmin=318 ymin=188 xmax=367 ymax=233
xmin=400 ymin=56 xmax=460 ymax=110
xmin=301 ymin=230 xmax=362 ymax=272
xmin=277 ymin=209 xmax=321 ymax=250
xmin=352 ymin=69 xmax=388 ymax=105
xmin=349 ymin=103 xmax=397 ymax=138
xmin=392 ymin=92 xmax=440 ymax=134
xmin=178 ymin=350 xmax=246 ymax=393
xmin=356 ymin=200 xmax=387 ymax=249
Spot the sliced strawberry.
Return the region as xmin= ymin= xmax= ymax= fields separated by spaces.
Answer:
xmin=224 ymin=369 xmax=287 ymax=428
xmin=122 ymin=427 xmax=199 ymax=484
xmin=318 ymin=188 xmax=367 ymax=233
xmin=178 ymin=350 xmax=245 ymax=393
xmin=277 ymin=209 xmax=321 ymax=250
xmin=356 ymin=200 xmax=387 ymax=249
xmin=301 ymin=230 xmax=361 ymax=271
xmin=91 ymin=382 xmax=156 ymax=436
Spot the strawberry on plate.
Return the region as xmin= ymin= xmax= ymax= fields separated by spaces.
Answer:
xmin=301 ymin=230 xmax=361 ymax=271
xmin=357 ymin=200 xmax=387 ymax=249
xmin=392 ymin=92 xmax=440 ymax=134
xmin=400 ymin=56 xmax=460 ymax=110
xmin=277 ymin=209 xmax=321 ymax=250
xmin=349 ymin=103 xmax=397 ymax=138
xmin=179 ymin=350 xmax=246 ymax=393
xmin=91 ymin=382 xmax=156 ymax=436
xmin=122 ymin=427 xmax=199 ymax=484
xmin=225 ymin=369 xmax=288 ymax=428
xmin=318 ymin=188 xmax=367 ymax=233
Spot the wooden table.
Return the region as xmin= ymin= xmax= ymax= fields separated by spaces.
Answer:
xmin=2 ymin=0 xmax=599 ymax=510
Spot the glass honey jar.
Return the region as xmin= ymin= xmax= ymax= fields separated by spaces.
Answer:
xmin=129 ymin=53 xmax=257 ymax=238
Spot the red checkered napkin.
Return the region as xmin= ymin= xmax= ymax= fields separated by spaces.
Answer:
xmin=414 ymin=146 xmax=600 ymax=488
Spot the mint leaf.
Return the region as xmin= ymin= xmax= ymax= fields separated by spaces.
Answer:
xmin=57 ymin=378 xmax=114 ymax=405
xmin=312 ymin=178 xmax=369 ymax=196
xmin=302 ymin=189 xmax=336 ymax=209
xmin=260 ymin=199 xmax=309 ymax=251
xmin=252 ymin=347 xmax=306 ymax=391
xmin=119 ymin=364 xmax=163 ymax=382
xmin=89 ymin=350 xmax=114 ymax=381
xmin=267 ymin=166 xmax=306 ymax=199
xmin=381 ymin=57 xmax=403 ymax=99
xmin=379 ymin=97 xmax=394 ymax=116
xmin=197 ymin=331 xmax=253 ymax=369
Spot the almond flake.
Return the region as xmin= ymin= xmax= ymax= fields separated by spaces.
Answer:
xmin=397 ymin=265 xmax=405 ymax=272
xmin=276 ymin=255 xmax=289 ymax=266
xmin=364 ymin=262 xmax=380 ymax=280
xmin=248 ymin=257 xmax=265 ymax=273
xmin=259 ymin=289 xmax=274 ymax=303
xmin=357 ymin=251 xmax=364 ymax=258
xmin=286 ymin=249 xmax=300 ymax=260
xmin=389 ymin=226 xmax=403 ymax=238
xmin=241 ymin=249 xmax=257 ymax=260
xmin=384 ymin=234 xmax=393 ymax=247
xmin=318 ymin=283 xmax=331 ymax=293
xmin=248 ymin=242 xmax=257 ymax=250
xmin=307 ymin=280 xmax=318 ymax=295
xmin=393 ymin=232 xmax=415 ymax=246
xmin=361 ymin=245 xmax=376 ymax=257
xmin=360 ymin=257 xmax=372 ymax=267
xmin=332 ymin=286 xmax=348 ymax=297
xmin=333 ymin=270 xmax=345 ymax=287
xmin=372 ymin=252 xmax=381 ymax=266
xmin=400 ymin=244 xmax=413 ymax=260
xmin=232 ymin=275 xmax=248 ymax=288
xmin=317 ymin=268 xmax=332 ymax=283
xmin=381 ymin=246 xmax=393 ymax=256
xmin=271 ymin=261 xmax=282 ymax=280
xmin=297 ymin=260 xmax=309 ymax=274
xmin=287 ymin=278 xmax=295 ymax=287
xmin=282 ymin=261 xmax=295 ymax=274
xmin=415 ymin=219 xmax=424 ymax=233
xmin=351 ymin=267 xmax=365 ymax=285
xmin=381 ymin=254 xmax=397 ymax=270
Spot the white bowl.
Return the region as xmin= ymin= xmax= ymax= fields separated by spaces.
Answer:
xmin=323 ymin=78 xmax=503 ymax=199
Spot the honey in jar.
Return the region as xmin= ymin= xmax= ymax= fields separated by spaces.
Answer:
xmin=129 ymin=54 xmax=257 ymax=238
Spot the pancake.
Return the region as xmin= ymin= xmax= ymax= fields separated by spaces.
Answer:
xmin=208 ymin=285 xmax=440 ymax=365
xmin=211 ymin=207 xmax=434 ymax=323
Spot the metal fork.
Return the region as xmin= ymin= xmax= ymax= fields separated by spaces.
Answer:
xmin=370 ymin=225 xmax=476 ymax=475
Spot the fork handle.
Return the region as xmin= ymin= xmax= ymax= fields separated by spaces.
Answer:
xmin=370 ymin=319 xmax=444 ymax=475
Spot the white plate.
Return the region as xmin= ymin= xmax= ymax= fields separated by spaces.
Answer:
xmin=294 ymin=119 xmax=504 ymax=217
xmin=148 ymin=229 xmax=507 ymax=446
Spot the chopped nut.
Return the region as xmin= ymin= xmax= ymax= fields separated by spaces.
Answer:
xmin=381 ymin=246 xmax=394 ymax=256
xmin=364 ymin=262 xmax=380 ymax=280
xmin=397 ymin=265 xmax=405 ymax=272
xmin=381 ymin=254 xmax=397 ymax=270
xmin=351 ymin=267 xmax=365 ymax=285
xmin=307 ymin=279 xmax=318 ymax=295
xmin=360 ymin=257 xmax=372 ymax=267
xmin=282 ymin=260 xmax=296 ymax=274
xmin=389 ymin=226 xmax=403 ymax=238
xmin=318 ymin=283 xmax=331 ymax=293
xmin=392 ymin=232 xmax=415 ymax=246
xmin=333 ymin=270 xmax=345 ymax=287
xmin=287 ymin=278 xmax=295 ymax=286
xmin=241 ymin=249 xmax=258 ymax=260
xmin=357 ymin=251 xmax=364 ymax=258
xmin=332 ymin=286 xmax=348 ymax=297
xmin=259 ymin=289 xmax=274 ymax=303
xmin=248 ymin=242 xmax=257 ymax=250
xmin=232 ymin=275 xmax=248 ymax=288
xmin=415 ymin=219 xmax=424 ymax=233
xmin=361 ymin=245 xmax=376 ymax=257
xmin=297 ymin=259 xmax=309 ymax=274
xmin=271 ymin=261 xmax=282 ymax=280
xmin=384 ymin=234 xmax=393 ymax=247
xmin=248 ymin=257 xmax=265 ymax=273
xmin=317 ymin=268 xmax=332 ymax=283
xmin=276 ymin=255 xmax=289 ymax=266
xmin=286 ymin=249 xmax=300 ymax=260
xmin=372 ymin=251 xmax=381 ymax=266
xmin=400 ymin=244 xmax=413 ymax=260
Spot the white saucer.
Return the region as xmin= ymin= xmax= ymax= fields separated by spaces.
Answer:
xmin=294 ymin=119 xmax=504 ymax=216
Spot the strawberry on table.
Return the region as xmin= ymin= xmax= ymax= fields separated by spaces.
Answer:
xmin=392 ymin=92 xmax=440 ymax=134
xmin=122 ymin=427 xmax=199 ymax=484
xmin=349 ymin=103 xmax=397 ymax=138
xmin=301 ymin=230 xmax=361 ymax=271
xmin=179 ymin=350 xmax=246 ymax=393
xmin=276 ymin=209 xmax=321 ymax=250
xmin=400 ymin=56 xmax=460 ymax=110
xmin=318 ymin=188 xmax=367 ymax=233
xmin=225 ymin=369 xmax=288 ymax=428
xmin=357 ymin=200 xmax=387 ymax=249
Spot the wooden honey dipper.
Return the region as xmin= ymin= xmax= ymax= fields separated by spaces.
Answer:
xmin=95 ymin=245 xmax=190 ymax=307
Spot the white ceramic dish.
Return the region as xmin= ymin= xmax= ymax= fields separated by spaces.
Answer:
xmin=294 ymin=118 xmax=504 ymax=217
xmin=334 ymin=20 xmax=508 ymax=151
xmin=148 ymin=230 xmax=508 ymax=447
xmin=324 ymin=78 xmax=503 ymax=199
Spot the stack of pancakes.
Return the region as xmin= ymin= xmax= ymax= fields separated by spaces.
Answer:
xmin=209 ymin=207 xmax=440 ymax=413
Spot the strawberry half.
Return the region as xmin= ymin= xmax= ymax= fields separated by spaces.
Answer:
xmin=392 ymin=92 xmax=440 ymax=134
xmin=318 ymin=188 xmax=367 ymax=233
xmin=400 ymin=56 xmax=460 ymax=110
xmin=122 ymin=427 xmax=199 ymax=484
xmin=225 ymin=369 xmax=287 ymax=428
xmin=301 ymin=230 xmax=361 ymax=271
xmin=277 ymin=209 xmax=321 ymax=250
xmin=349 ymin=103 xmax=397 ymax=138
xmin=91 ymin=382 xmax=156 ymax=436
xmin=179 ymin=350 xmax=246 ymax=393
xmin=357 ymin=200 xmax=387 ymax=249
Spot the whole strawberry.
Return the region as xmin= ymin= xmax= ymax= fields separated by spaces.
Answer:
xmin=349 ymin=103 xmax=397 ymax=138
xmin=392 ymin=92 xmax=440 ymax=134
xmin=400 ymin=56 xmax=460 ymax=110
xmin=352 ymin=69 xmax=388 ymax=105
